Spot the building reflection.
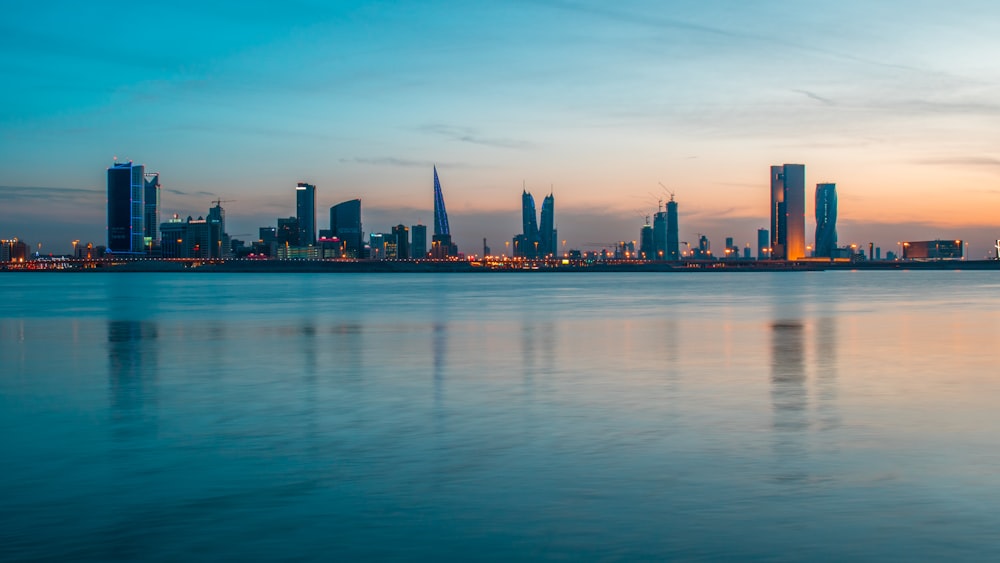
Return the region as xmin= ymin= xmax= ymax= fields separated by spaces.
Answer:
xmin=107 ymin=320 xmax=159 ymax=441
xmin=814 ymin=316 xmax=840 ymax=432
xmin=770 ymin=319 xmax=807 ymax=432
xmin=769 ymin=315 xmax=808 ymax=482
xmin=521 ymin=319 xmax=556 ymax=393
xmin=433 ymin=321 xmax=446 ymax=412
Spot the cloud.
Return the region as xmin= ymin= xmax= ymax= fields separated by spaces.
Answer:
xmin=418 ymin=124 xmax=535 ymax=150
xmin=916 ymin=156 xmax=1000 ymax=171
xmin=339 ymin=156 xmax=475 ymax=169
xmin=793 ymin=89 xmax=835 ymax=106
xmin=0 ymin=185 xmax=101 ymax=202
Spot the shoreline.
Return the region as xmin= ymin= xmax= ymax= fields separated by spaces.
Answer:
xmin=4 ymin=259 xmax=999 ymax=273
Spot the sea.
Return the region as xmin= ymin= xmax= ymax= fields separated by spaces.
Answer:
xmin=2 ymin=271 xmax=999 ymax=561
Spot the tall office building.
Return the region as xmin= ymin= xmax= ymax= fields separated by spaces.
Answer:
xmin=330 ymin=199 xmax=362 ymax=258
xmin=814 ymin=183 xmax=838 ymax=259
xmin=521 ymin=190 xmax=538 ymax=245
xmin=296 ymin=182 xmax=316 ymax=246
xmin=770 ymin=164 xmax=806 ymax=260
xmin=652 ymin=211 xmax=668 ymax=260
xmin=432 ymin=166 xmax=457 ymax=258
xmin=517 ymin=189 xmax=539 ymax=258
xmin=411 ymin=224 xmax=427 ymax=259
xmin=540 ymin=192 xmax=556 ymax=257
xmin=392 ymin=224 xmax=410 ymax=260
xmin=277 ymin=217 xmax=299 ymax=247
xmin=666 ymin=196 xmax=679 ymax=260
xmin=143 ymin=172 xmax=160 ymax=249
xmin=639 ymin=219 xmax=653 ymax=260
xmin=757 ymin=228 xmax=769 ymax=260
xmin=107 ymin=160 xmax=145 ymax=254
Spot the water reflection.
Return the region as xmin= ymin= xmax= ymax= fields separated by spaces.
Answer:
xmin=107 ymin=320 xmax=159 ymax=441
xmin=433 ymin=321 xmax=446 ymax=413
xmin=770 ymin=319 xmax=807 ymax=432
xmin=814 ymin=317 xmax=840 ymax=432
xmin=520 ymin=320 xmax=556 ymax=392
xmin=769 ymin=317 xmax=809 ymax=483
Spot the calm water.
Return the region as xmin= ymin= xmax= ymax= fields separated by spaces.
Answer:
xmin=2 ymin=271 xmax=1000 ymax=560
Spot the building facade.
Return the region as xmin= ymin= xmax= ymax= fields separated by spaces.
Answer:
xmin=902 ymin=240 xmax=964 ymax=260
xmin=107 ymin=161 xmax=146 ymax=254
xmin=411 ymin=224 xmax=427 ymax=259
xmin=330 ymin=199 xmax=362 ymax=258
xmin=666 ymin=197 xmax=679 ymax=260
xmin=432 ymin=166 xmax=456 ymax=258
xmin=814 ymin=183 xmax=838 ymax=259
xmin=143 ymin=172 xmax=160 ymax=250
xmin=770 ymin=164 xmax=806 ymax=260
xmin=296 ymin=182 xmax=316 ymax=246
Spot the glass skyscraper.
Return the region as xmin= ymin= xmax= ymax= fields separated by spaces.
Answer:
xmin=411 ymin=224 xmax=427 ymax=259
xmin=540 ymin=192 xmax=555 ymax=257
xmin=432 ymin=166 xmax=456 ymax=258
xmin=296 ymin=182 xmax=316 ymax=246
xmin=770 ymin=164 xmax=806 ymax=260
xmin=666 ymin=197 xmax=679 ymax=260
xmin=330 ymin=199 xmax=362 ymax=258
xmin=143 ymin=172 xmax=160 ymax=248
xmin=814 ymin=183 xmax=838 ymax=259
xmin=107 ymin=160 xmax=145 ymax=254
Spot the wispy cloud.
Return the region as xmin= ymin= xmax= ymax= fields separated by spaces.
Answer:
xmin=338 ymin=156 xmax=469 ymax=169
xmin=418 ymin=124 xmax=535 ymax=150
xmin=793 ymin=89 xmax=835 ymax=106
xmin=0 ymin=185 xmax=101 ymax=202
xmin=916 ymin=156 xmax=1000 ymax=171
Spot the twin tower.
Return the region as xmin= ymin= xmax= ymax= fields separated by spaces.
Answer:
xmin=515 ymin=188 xmax=556 ymax=258
xmin=770 ymin=164 xmax=838 ymax=260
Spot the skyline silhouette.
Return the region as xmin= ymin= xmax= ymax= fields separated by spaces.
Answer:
xmin=2 ymin=2 xmax=999 ymax=254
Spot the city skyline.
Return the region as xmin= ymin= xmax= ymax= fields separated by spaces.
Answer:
xmin=2 ymin=2 xmax=999 ymax=254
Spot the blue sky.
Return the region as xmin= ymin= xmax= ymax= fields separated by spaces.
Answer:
xmin=2 ymin=1 xmax=999 ymax=255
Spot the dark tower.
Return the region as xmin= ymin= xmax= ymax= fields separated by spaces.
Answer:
xmin=521 ymin=189 xmax=539 ymax=258
xmin=143 ymin=172 xmax=160 ymax=249
xmin=107 ymin=160 xmax=145 ymax=254
xmin=666 ymin=196 xmax=679 ymax=260
xmin=540 ymin=191 xmax=555 ymax=257
xmin=330 ymin=199 xmax=362 ymax=258
xmin=296 ymin=182 xmax=316 ymax=246
xmin=411 ymin=224 xmax=427 ymax=259
xmin=432 ymin=166 xmax=456 ymax=258
xmin=814 ymin=183 xmax=838 ymax=259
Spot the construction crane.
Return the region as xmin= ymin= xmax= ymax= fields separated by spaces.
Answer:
xmin=212 ymin=198 xmax=236 ymax=207
xmin=659 ymin=182 xmax=675 ymax=202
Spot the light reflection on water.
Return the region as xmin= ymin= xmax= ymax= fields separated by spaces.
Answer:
xmin=2 ymin=272 xmax=1000 ymax=560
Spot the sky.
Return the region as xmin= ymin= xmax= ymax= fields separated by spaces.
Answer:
xmin=2 ymin=0 xmax=999 ymax=256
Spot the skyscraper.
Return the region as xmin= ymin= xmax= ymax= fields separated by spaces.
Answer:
xmin=517 ymin=189 xmax=540 ymax=258
xmin=296 ymin=182 xmax=316 ymax=246
xmin=277 ymin=217 xmax=299 ymax=247
xmin=330 ymin=199 xmax=362 ymax=258
xmin=639 ymin=220 xmax=653 ymax=260
xmin=770 ymin=164 xmax=806 ymax=260
xmin=392 ymin=224 xmax=410 ymax=260
xmin=107 ymin=160 xmax=145 ymax=254
xmin=666 ymin=196 xmax=679 ymax=260
xmin=432 ymin=166 xmax=456 ymax=258
xmin=411 ymin=224 xmax=427 ymax=259
xmin=143 ymin=172 xmax=160 ymax=249
xmin=757 ymin=228 xmax=769 ymax=260
xmin=433 ymin=166 xmax=450 ymax=238
xmin=652 ymin=211 xmax=667 ymax=260
xmin=814 ymin=183 xmax=838 ymax=259
xmin=540 ymin=192 xmax=556 ymax=257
